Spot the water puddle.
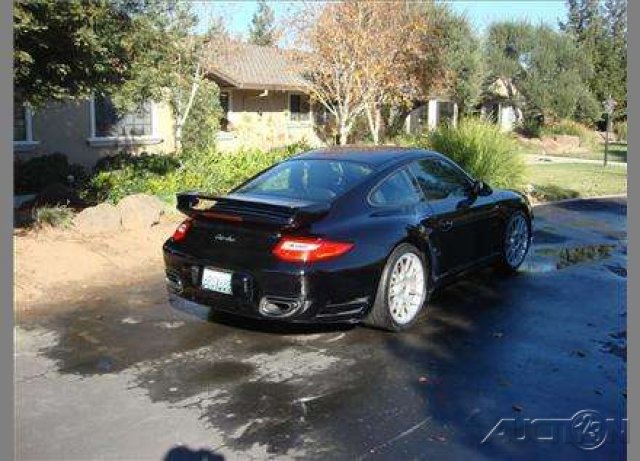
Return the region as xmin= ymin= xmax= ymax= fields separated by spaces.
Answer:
xmin=523 ymin=243 xmax=619 ymax=273
xmin=555 ymin=244 xmax=616 ymax=269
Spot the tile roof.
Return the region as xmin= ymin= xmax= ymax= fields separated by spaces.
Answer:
xmin=205 ymin=43 xmax=309 ymax=91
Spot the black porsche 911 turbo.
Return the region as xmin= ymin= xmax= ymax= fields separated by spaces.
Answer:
xmin=163 ymin=146 xmax=533 ymax=331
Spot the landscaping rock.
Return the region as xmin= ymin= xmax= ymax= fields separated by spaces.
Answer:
xmin=541 ymin=135 xmax=581 ymax=153
xmin=72 ymin=203 xmax=122 ymax=234
xmin=117 ymin=194 xmax=166 ymax=230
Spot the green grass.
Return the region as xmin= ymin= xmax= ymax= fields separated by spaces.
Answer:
xmin=523 ymin=163 xmax=627 ymax=202
xmin=597 ymin=143 xmax=627 ymax=163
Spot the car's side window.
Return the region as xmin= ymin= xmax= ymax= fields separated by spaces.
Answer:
xmin=369 ymin=167 xmax=422 ymax=206
xmin=409 ymin=158 xmax=471 ymax=201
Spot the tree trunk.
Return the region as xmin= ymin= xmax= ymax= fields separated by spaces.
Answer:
xmin=175 ymin=123 xmax=183 ymax=152
xmin=339 ymin=118 xmax=349 ymax=145
xmin=374 ymin=106 xmax=382 ymax=144
xmin=365 ymin=103 xmax=383 ymax=145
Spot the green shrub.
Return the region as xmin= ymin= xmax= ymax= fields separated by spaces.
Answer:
xmin=180 ymin=79 xmax=223 ymax=152
xmin=94 ymin=152 xmax=181 ymax=175
xmin=614 ymin=121 xmax=627 ymax=142
xmin=388 ymin=132 xmax=426 ymax=147
xmin=426 ymin=119 xmax=525 ymax=189
xmin=83 ymin=141 xmax=312 ymax=204
xmin=14 ymin=153 xmax=87 ymax=194
xmin=540 ymin=119 xmax=598 ymax=147
xmin=515 ymin=117 xmax=542 ymax=138
xmin=32 ymin=205 xmax=74 ymax=229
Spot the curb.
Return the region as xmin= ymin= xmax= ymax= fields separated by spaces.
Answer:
xmin=532 ymin=194 xmax=627 ymax=208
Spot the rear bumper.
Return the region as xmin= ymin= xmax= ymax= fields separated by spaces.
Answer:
xmin=163 ymin=242 xmax=377 ymax=323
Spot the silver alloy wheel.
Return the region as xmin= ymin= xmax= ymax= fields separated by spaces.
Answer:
xmin=388 ymin=252 xmax=426 ymax=325
xmin=505 ymin=213 xmax=530 ymax=268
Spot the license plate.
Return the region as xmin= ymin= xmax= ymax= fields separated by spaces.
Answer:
xmin=201 ymin=268 xmax=233 ymax=295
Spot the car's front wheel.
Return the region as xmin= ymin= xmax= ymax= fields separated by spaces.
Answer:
xmin=365 ymin=243 xmax=429 ymax=331
xmin=497 ymin=210 xmax=531 ymax=273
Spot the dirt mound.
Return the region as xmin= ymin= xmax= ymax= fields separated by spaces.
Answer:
xmin=14 ymin=214 xmax=183 ymax=310
xmin=72 ymin=203 xmax=122 ymax=235
xmin=71 ymin=194 xmax=170 ymax=234
xmin=117 ymin=194 xmax=167 ymax=230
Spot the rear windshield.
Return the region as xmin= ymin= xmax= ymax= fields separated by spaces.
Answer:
xmin=234 ymin=159 xmax=374 ymax=202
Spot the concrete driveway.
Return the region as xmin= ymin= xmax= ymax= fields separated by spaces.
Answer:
xmin=15 ymin=197 xmax=627 ymax=460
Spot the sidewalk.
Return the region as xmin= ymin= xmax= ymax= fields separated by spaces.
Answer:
xmin=525 ymin=154 xmax=627 ymax=167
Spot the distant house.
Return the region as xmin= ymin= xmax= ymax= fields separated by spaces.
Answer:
xmin=479 ymin=78 xmax=523 ymax=132
xmin=205 ymin=44 xmax=324 ymax=151
xmin=404 ymin=96 xmax=459 ymax=135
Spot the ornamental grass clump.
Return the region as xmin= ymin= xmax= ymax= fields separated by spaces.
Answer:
xmin=427 ymin=119 xmax=525 ymax=189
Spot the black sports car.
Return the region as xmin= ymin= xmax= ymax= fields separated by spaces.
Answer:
xmin=163 ymin=146 xmax=532 ymax=331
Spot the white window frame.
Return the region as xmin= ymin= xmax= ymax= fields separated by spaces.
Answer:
xmin=287 ymin=92 xmax=312 ymax=124
xmin=87 ymin=96 xmax=163 ymax=147
xmin=14 ymin=104 xmax=39 ymax=152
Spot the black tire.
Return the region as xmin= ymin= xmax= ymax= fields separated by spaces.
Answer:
xmin=496 ymin=210 xmax=532 ymax=274
xmin=364 ymin=243 xmax=429 ymax=332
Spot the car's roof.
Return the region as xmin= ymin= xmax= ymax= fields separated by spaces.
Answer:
xmin=292 ymin=146 xmax=438 ymax=168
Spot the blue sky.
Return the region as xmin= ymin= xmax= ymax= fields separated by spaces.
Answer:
xmin=192 ymin=1 xmax=568 ymax=37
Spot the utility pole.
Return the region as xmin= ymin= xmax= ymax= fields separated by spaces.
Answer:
xmin=602 ymin=95 xmax=617 ymax=167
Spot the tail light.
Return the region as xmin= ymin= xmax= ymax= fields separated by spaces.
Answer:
xmin=273 ymin=236 xmax=354 ymax=263
xmin=172 ymin=218 xmax=192 ymax=242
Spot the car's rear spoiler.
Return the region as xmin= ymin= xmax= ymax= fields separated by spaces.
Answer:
xmin=176 ymin=191 xmax=331 ymax=229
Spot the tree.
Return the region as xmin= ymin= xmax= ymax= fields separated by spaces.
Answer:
xmin=249 ymin=0 xmax=278 ymax=46
xmin=291 ymin=1 xmax=452 ymax=145
xmin=15 ymin=0 xmax=229 ymax=152
xmin=485 ymin=22 xmax=598 ymax=123
xmin=436 ymin=9 xmax=484 ymax=116
xmin=560 ymin=0 xmax=627 ymax=119
xmin=355 ymin=3 xmax=426 ymax=144
xmin=290 ymin=2 xmax=368 ymax=145
xmin=14 ymin=0 xmax=135 ymax=106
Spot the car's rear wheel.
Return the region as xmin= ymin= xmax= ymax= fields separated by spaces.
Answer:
xmin=497 ymin=210 xmax=531 ymax=273
xmin=365 ymin=243 xmax=429 ymax=331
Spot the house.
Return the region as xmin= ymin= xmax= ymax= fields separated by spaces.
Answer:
xmin=13 ymin=44 xmax=326 ymax=166
xmin=205 ymin=44 xmax=324 ymax=151
xmin=479 ymin=78 xmax=523 ymax=132
xmin=13 ymin=91 xmax=177 ymax=167
xmin=404 ymin=97 xmax=459 ymax=135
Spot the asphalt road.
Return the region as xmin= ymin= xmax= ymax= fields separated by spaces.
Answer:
xmin=16 ymin=197 xmax=627 ymax=461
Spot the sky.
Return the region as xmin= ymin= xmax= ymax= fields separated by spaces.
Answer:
xmin=191 ymin=0 xmax=568 ymax=37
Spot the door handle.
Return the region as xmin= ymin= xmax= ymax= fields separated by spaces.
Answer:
xmin=439 ymin=220 xmax=453 ymax=232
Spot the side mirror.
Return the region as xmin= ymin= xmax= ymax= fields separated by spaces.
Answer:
xmin=471 ymin=180 xmax=492 ymax=196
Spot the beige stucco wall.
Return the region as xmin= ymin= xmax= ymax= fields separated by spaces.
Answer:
xmin=15 ymin=90 xmax=323 ymax=166
xmin=17 ymin=99 xmax=176 ymax=167
xmin=218 ymin=89 xmax=323 ymax=151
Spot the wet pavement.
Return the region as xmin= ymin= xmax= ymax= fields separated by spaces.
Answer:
xmin=16 ymin=197 xmax=627 ymax=460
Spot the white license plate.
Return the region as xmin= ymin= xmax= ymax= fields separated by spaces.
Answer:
xmin=201 ymin=268 xmax=233 ymax=295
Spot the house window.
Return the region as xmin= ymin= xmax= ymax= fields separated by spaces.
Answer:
xmin=94 ymin=96 xmax=153 ymax=137
xmin=436 ymin=101 xmax=456 ymax=127
xmin=14 ymin=94 xmax=27 ymax=141
xmin=14 ymin=92 xmax=37 ymax=150
xmin=289 ymin=93 xmax=310 ymax=122
xmin=219 ymin=91 xmax=230 ymax=131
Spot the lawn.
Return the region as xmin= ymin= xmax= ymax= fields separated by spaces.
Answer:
xmin=522 ymin=162 xmax=627 ymax=202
